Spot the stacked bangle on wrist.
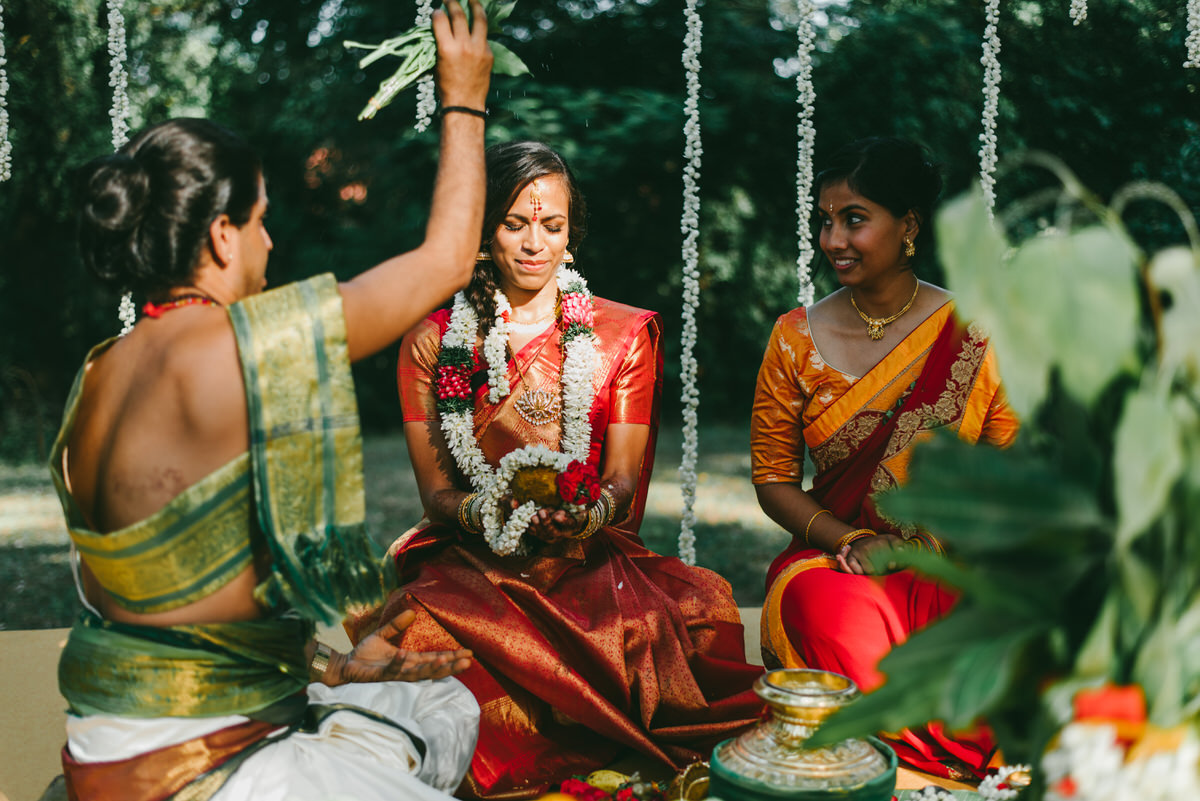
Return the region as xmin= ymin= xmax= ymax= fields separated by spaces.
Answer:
xmin=833 ymin=528 xmax=875 ymax=553
xmin=310 ymin=641 xmax=332 ymax=681
xmin=803 ymin=509 xmax=832 ymax=547
xmin=458 ymin=492 xmax=484 ymax=534
xmin=576 ymin=487 xmax=617 ymax=540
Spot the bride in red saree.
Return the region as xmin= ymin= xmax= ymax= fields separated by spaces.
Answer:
xmin=348 ymin=141 xmax=762 ymax=799
xmin=752 ymin=138 xmax=1019 ymax=783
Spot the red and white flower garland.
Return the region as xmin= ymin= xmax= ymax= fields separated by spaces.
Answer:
xmin=434 ymin=266 xmax=598 ymax=555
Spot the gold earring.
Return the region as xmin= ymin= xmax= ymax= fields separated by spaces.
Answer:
xmin=562 ymin=252 xmax=575 ymax=264
xmin=903 ymin=237 xmax=916 ymax=258
xmin=475 ymin=251 xmax=491 ymax=262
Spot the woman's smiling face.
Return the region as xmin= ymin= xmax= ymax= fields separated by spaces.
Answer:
xmin=488 ymin=174 xmax=571 ymax=296
xmin=817 ymin=179 xmax=915 ymax=289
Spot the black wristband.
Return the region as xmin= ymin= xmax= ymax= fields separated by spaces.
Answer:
xmin=440 ymin=105 xmax=488 ymax=120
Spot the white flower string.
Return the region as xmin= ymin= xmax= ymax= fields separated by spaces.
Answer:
xmin=1042 ymin=722 xmax=1200 ymax=800
xmin=1069 ymin=0 xmax=1088 ymax=26
xmin=484 ymin=290 xmax=513 ymax=401
xmin=978 ymin=0 xmax=1002 ymax=218
xmin=979 ymin=764 xmax=1031 ymax=800
xmin=1186 ymin=0 xmax=1200 ymax=68
xmin=107 ymin=0 xmax=131 ymax=151
xmin=118 ymin=293 xmax=137 ymax=336
xmin=0 ymin=1 xmax=12 ymax=182
xmin=106 ymin=0 xmax=137 ymax=334
xmin=910 ymin=788 xmax=956 ymax=801
xmin=793 ymin=0 xmax=817 ymax=307
xmin=675 ymin=0 xmax=703 ymax=567
xmin=413 ymin=0 xmax=437 ymax=131
xmin=434 ymin=266 xmax=597 ymax=555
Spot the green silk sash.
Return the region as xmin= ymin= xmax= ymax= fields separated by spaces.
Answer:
xmin=230 ymin=274 xmax=390 ymax=625
xmin=58 ymin=610 xmax=309 ymax=718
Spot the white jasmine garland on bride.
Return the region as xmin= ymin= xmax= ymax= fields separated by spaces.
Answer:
xmin=434 ymin=266 xmax=599 ymax=555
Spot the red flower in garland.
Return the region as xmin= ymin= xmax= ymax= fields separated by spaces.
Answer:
xmin=557 ymin=778 xmax=609 ymax=801
xmin=557 ymin=460 xmax=601 ymax=505
xmin=560 ymin=292 xmax=594 ymax=327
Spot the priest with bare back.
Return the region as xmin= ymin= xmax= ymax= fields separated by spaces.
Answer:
xmin=48 ymin=2 xmax=493 ymax=799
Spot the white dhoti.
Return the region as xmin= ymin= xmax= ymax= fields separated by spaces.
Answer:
xmin=65 ymin=678 xmax=480 ymax=801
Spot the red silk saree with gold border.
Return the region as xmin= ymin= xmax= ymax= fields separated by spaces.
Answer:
xmin=752 ymin=302 xmax=1018 ymax=781
xmin=349 ymin=298 xmax=763 ymax=800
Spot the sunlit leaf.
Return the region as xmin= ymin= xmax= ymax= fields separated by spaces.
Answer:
xmin=1112 ymin=386 xmax=1183 ymax=548
xmin=489 ymin=41 xmax=530 ymax=77
xmin=936 ymin=190 xmax=1140 ymax=415
xmin=1148 ymin=246 xmax=1200 ymax=387
xmin=1074 ymin=592 xmax=1119 ymax=679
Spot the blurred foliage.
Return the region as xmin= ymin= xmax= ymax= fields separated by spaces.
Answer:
xmin=0 ymin=0 xmax=1197 ymax=451
xmin=807 ymin=180 xmax=1200 ymax=796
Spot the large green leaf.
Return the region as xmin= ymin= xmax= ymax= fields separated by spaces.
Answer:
xmin=876 ymin=434 xmax=1105 ymax=554
xmin=806 ymin=609 xmax=1043 ymax=747
xmin=1112 ymin=385 xmax=1183 ymax=548
xmin=936 ymin=190 xmax=1140 ymax=416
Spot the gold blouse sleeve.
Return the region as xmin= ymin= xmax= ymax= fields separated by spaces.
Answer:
xmin=751 ymin=315 xmax=809 ymax=485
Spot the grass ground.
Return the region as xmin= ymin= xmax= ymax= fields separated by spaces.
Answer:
xmin=0 ymin=423 xmax=789 ymax=630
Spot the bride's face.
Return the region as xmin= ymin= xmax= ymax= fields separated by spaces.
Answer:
xmin=489 ymin=174 xmax=571 ymax=296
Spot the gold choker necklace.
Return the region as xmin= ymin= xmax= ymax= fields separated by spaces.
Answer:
xmin=850 ymin=282 xmax=919 ymax=340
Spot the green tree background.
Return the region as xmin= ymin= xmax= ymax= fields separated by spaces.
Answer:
xmin=1 ymin=0 xmax=1196 ymax=460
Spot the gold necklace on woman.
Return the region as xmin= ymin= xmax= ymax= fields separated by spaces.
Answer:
xmin=849 ymin=281 xmax=919 ymax=340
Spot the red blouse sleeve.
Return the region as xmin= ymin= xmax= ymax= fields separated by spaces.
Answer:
xmin=397 ymin=316 xmax=445 ymax=423
xmin=606 ymin=314 xmax=662 ymax=426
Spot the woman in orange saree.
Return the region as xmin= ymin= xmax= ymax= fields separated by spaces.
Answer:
xmin=752 ymin=138 xmax=1019 ymax=783
xmin=348 ymin=141 xmax=762 ymax=800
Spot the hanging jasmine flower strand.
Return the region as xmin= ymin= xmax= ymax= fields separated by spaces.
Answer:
xmin=1069 ymin=0 xmax=1087 ymax=26
xmin=978 ymin=0 xmax=1002 ymax=217
xmin=1186 ymin=0 xmax=1200 ymax=68
xmin=0 ymin=8 xmax=12 ymax=184
xmin=0 ymin=1 xmax=12 ymax=182
xmin=676 ymin=0 xmax=703 ymax=567
xmin=794 ymin=0 xmax=817 ymax=307
xmin=106 ymin=0 xmax=131 ymax=150
xmin=413 ymin=0 xmax=437 ymax=131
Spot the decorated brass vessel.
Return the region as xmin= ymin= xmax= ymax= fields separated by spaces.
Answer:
xmin=709 ymin=669 xmax=897 ymax=800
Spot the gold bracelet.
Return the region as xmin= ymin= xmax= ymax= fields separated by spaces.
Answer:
xmin=310 ymin=641 xmax=332 ymax=680
xmin=833 ymin=528 xmax=875 ymax=553
xmin=803 ymin=509 xmax=832 ymax=547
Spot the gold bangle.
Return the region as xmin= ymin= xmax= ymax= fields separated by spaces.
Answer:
xmin=803 ymin=509 xmax=832 ymax=547
xmin=833 ymin=528 xmax=875 ymax=553
xmin=310 ymin=641 xmax=332 ymax=680
xmin=458 ymin=493 xmax=483 ymax=534
xmin=598 ymin=488 xmax=616 ymax=526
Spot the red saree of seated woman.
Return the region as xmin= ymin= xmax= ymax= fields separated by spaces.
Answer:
xmin=754 ymin=303 xmax=1019 ymax=782
xmin=348 ymin=299 xmax=763 ymax=800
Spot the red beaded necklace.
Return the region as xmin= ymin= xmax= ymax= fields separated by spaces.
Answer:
xmin=142 ymin=294 xmax=221 ymax=319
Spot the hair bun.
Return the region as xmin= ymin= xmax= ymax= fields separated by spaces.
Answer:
xmin=79 ymin=154 xmax=151 ymax=233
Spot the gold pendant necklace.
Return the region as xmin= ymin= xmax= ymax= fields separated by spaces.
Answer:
xmin=850 ymin=281 xmax=919 ymax=340
xmin=511 ymin=315 xmax=562 ymax=426
xmin=515 ymin=387 xmax=562 ymax=425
